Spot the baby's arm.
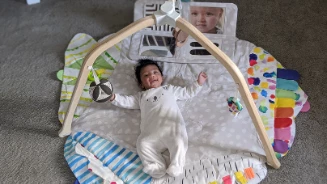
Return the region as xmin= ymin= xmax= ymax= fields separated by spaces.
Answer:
xmin=110 ymin=93 xmax=140 ymax=109
xmin=171 ymin=72 xmax=208 ymax=100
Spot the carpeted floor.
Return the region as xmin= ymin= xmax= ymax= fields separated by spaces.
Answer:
xmin=0 ymin=0 xmax=326 ymax=183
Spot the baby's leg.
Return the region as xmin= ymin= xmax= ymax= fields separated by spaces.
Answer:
xmin=137 ymin=137 xmax=167 ymax=178
xmin=166 ymin=137 xmax=188 ymax=177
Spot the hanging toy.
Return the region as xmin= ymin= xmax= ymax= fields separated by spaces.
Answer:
xmin=227 ymin=87 xmax=243 ymax=116
xmin=88 ymin=66 xmax=113 ymax=103
xmin=227 ymin=97 xmax=243 ymax=116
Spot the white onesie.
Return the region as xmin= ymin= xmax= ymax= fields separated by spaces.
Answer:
xmin=111 ymin=81 xmax=202 ymax=178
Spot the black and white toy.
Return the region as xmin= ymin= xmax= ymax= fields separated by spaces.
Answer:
xmin=88 ymin=67 xmax=113 ymax=103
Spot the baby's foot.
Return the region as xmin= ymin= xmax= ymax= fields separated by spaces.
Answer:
xmin=143 ymin=163 xmax=166 ymax=178
xmin=166 ymin=164 xmax=183 ymax=177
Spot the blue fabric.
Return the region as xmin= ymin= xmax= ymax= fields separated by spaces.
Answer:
xmin=277 ymin=68 xmax=300 ymax=81
xmin=64 ymin=132 xmax=152 ymax=184
xmin=276 ymin=78 xmax=299 ymax=91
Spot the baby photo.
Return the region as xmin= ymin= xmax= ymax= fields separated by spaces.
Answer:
xmin=189 ymin=6 xmax=225 ymax=34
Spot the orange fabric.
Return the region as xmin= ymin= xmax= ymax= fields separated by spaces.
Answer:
xmin=248 ymin=68 xmax=254 ymax=76
xmin=244 ymin=168 xmax=255 ymax=179
xmin=251 ymin=92 xmax=258 ymax=100
xmin=275 ymin=107 xmax=294 ymax=118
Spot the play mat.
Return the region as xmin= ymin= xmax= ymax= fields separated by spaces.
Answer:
xmin=57 ymin=1 xmax=309 ymax=183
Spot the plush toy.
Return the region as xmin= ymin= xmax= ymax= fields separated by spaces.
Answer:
xmin=88 ymin=67 xmax=113 ymax=103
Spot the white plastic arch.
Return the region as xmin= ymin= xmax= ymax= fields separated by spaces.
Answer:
xmin=58 ymin=2 xmax=280 ymax=169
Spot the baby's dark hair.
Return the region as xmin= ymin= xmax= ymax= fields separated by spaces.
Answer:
xmin=135 ymin=59 xmax=163 ymax=86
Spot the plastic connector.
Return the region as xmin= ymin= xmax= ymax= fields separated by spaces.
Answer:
xmin=153 ymin=1 xmax=180 ymax=27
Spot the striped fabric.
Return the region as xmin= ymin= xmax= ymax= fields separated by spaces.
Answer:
xmin=247 ymin=47 xmax=308 ymax=158
xmin=64 ymin=132 xmax=269 ymax=184
xmin=64 ymin=132 xmax=152 ymax=184
xmin=58 ymin=33 xmax=121 ymax=123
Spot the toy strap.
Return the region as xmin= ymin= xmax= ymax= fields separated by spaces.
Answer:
xmin=90 ymin=67 xmax=100 ymax=85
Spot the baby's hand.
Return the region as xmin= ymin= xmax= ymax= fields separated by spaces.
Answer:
xmin=109 ymin=93 xmax=115 ymax=101
xmin=197 ymin=72 xmax=208 ymax=86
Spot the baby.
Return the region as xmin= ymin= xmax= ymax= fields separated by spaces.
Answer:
xmin=109 ymin=59 xmax=207 ymax=178
xmin=189 ymin=6 xmax=224 ymax=34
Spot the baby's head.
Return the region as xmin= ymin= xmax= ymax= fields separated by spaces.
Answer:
xmin=190 ymin=6 xmax=223 ymax=33
xmin=135 ymin=59 xmax=163 ymax=90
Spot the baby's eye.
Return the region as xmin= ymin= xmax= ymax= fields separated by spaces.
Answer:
xmin=154 ymin=71 xmax=158 ymax=74
xmin=206 ymin=12 xmax=214 ymax=16
xmin=191 ymin=12 xmax=198 ymax=16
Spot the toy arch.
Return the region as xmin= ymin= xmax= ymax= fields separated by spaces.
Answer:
xmin=58 ymin=15 xmax=281 ymax=169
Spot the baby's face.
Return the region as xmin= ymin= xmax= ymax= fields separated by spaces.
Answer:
xmin=140 ymin=65 xmax=163 ymax=90
xmin=190 ymin=7 xmax=223 ymax=33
